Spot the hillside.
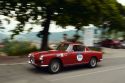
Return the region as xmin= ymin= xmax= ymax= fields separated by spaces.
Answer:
xmin=15 ymin=30 xmax=83 ymax=42
xmin=0 ymin=32 xmax=8 ymax=42
xmin=0 ymin=30 xmax=84 ymax=43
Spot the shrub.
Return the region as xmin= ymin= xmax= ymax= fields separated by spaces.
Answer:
xmin=1 ymin=41 xmax=38 ymax=56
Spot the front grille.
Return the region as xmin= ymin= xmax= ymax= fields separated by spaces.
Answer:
xmin=35 ymin=60 xmax=41 ymax=65
xmin=29 ymin=56 xmax=42 ymax=65
xmin=30 ymin=57 xmax=35 ymax=64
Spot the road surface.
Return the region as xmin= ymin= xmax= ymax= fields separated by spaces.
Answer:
xmin=0 ymin=48 xmax=125 ymax=83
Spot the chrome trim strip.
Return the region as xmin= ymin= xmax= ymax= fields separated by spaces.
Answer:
xmin=28 ymin=61 xmax=48 ymax=67
xmin=41 ymin=65 xmax=48 ymax=67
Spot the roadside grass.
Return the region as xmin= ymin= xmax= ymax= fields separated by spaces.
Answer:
xmin=0 ymin=40 xmax=38 ymax=56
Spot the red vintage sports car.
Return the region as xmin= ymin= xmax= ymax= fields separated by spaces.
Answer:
xmin=28 ymin=42 xmax=103 ymax=73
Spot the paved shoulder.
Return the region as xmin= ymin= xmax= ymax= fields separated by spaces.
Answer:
xmin=0 ymin=56 xmax=27 ymax=64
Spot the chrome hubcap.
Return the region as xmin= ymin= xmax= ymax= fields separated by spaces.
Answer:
xmin=90 ymin=58 xmax=96 ymax=67
xmin=51 ymin=62 xmax=59 ymax=72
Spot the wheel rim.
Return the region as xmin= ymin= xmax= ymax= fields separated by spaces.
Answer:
xmin=90 ymin=58 xmax=97 ymax=67
xmin=51 ymin=62 xmax=60 ymax=73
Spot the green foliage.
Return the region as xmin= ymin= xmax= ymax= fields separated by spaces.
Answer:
xmin=54 ymin=0 xmax=125 ymax=31
xmin=0 ymin=0 xmax=125 ymax=50
xmin=1 ymin=40 xmax=38 ymax=56
xmin=0 ymin=0 xmax=125 ymax=34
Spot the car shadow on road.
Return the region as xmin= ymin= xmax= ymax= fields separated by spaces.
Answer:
xmin=62 ymin=64 xmax=102 ymax=73
xmin=27 ymin=67 xmax=50 ymax=74
xmin=27 ymin=64 xmax=102 ymax=75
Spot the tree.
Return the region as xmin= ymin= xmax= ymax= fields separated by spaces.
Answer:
xmin=97 ymin=0 xmax=125 ymax=32
xmin=0 ymin=0 xmax=67 ymax=50
xmin=0 ymin=0 xmax=125 ymax=50
xmin=54 ymin=0 xmax=125 ymax=32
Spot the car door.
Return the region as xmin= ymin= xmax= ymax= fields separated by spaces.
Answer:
xmin=66 ymin=45 xmax=86 ymax=65
xmin=63 ymin=44 xmax=76 ymax=65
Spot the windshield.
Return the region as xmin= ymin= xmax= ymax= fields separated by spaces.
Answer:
xmin=56 ymin=44 xmax=69 ymax=51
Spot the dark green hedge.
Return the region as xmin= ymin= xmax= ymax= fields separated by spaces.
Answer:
xmin=1 ymin=41 xmax=38 ymax=56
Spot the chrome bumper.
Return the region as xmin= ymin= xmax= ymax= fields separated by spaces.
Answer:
xmin=28 ymin=61 xmax=48 ymax=67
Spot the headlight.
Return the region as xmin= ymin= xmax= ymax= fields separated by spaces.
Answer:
xmin=39 ymin=56 xmax=44 ymax=60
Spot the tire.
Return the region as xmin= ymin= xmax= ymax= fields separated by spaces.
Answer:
xmin=88 ymin=57 xmax=97 ymax=68
xmin=48 ymin=59 xmax=61 ymax=74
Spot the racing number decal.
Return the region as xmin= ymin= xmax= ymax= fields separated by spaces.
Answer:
xmin=77 ymin=53 xmax=83 ymax=61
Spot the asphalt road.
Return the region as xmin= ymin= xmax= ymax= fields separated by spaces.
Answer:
xmin=0 ymin=48 xmax=125 ymax=83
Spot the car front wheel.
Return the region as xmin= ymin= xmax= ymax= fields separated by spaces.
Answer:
xmin=48 ymin=59 xmax=61 ymax=74
xmin=88 ymin=57 xmax=97 ymax=68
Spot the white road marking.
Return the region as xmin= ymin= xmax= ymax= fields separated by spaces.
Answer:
xmin=51 ymin=64 xmax=125 ymax=81
xmin=0 ymin=62 xmax=27 ymax=66
xmin=0 ymin=55 xmax=125 ymax=66
xmin=104 ymin=56 xmax=125 ymax=59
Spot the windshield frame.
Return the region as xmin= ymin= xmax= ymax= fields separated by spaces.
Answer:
xmin=56 ymin=43 xmax=70 ymax=51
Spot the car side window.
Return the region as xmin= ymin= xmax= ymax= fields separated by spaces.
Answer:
xmin=73 ymin=45 xmax=85 ymax=52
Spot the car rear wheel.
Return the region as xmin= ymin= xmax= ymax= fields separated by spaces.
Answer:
xmin=88 ymin=57 xmax=97 ymax=68
xmin=48 ymin=59 xmax=61 ymax=74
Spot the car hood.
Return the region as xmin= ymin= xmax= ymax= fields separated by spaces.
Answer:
xmin=31 ymin=50 xmax=66 ymax=59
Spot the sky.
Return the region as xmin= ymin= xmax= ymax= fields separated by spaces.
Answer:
xmin=117 ymin=0 xmax=125 ymax=5
xmin=0 ymin=0 xmax=125 ymax=34
xmin=0 ymin=15 xmax=76 ymax=34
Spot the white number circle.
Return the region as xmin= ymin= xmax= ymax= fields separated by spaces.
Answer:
xmin=77 ymin=54 xmax=83 ymax=61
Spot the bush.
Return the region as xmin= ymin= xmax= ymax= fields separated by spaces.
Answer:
xmin=1 ymin=41 xmax=38 ymax=56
